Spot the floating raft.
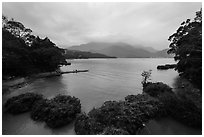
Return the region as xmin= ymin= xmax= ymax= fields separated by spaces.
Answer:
xmin=61 ymin=69 xmax=89 ymax=74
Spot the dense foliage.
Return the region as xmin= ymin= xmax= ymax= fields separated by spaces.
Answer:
xmin=143 ymin=82 xmax=173 ymax=97
xmin=2 ymin=15 xmax=68 ymax=79
xmin=144 ymin=82 xmax=202 ymax=128
xmin=5 ymin=93 xmax=81 ymax=128
xmin=75 ymin=94 xmax=165 ymax=135
xmin=4 ymin=93 xmax=43 ymax=114
xmin=168 ymin=9 xmax=202 ymax=88
xmin=31 ymin=95 xmax=81 ymax=128
xmin=100 ymin=127 xmax=130 ymax=135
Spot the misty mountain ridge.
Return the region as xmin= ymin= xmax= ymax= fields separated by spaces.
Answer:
xmin=68 ymin=42 xmax=173 ymax=58
xmin=64 ymin=50 xmax=116 ymax=59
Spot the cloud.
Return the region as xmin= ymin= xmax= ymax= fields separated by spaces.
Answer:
xmin=2 ymin=2 xmax=201 ymax=49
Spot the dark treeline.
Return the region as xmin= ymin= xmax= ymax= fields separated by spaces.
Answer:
xmin=2 ymin=16 xmax=68 ymax=79
xmin=168 ymin=9 xmax=202 ymax=89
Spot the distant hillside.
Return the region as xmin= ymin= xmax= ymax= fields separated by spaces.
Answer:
xmin=68 ymin=42 xmax=173 ymax=58
xmin=64 ymin=50 xmax=116 ymax=59
xmin=154 ymin=49 xmax=174 ymax=58
xmin=141 ymin=46 xmax=158 ymax=53
xmin=69 ymin=42 xmax=114 ymax=52
xmin=96 ymin=44 xmax=155 ymax=58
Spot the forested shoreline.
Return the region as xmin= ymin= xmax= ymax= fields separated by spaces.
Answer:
xmin=2 ymin=16 xmax=69 ymax=80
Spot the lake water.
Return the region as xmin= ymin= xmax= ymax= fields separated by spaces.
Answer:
xmin=2 ymin=58 xmax=201 ymax=135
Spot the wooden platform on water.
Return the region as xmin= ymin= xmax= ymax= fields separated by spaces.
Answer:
xmin=61 ymin=69 xmax=89 ymax=74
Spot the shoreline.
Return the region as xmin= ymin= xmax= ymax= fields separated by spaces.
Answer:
xmin=2 ymin=69 xmax=89 ymax=95
xmin=2 ymin=71 xmax=61 ymax=94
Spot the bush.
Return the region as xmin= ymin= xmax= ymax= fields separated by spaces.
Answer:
xmin=143 ymin=82 xmax=173 ymax=97
xmin=90 ymin=101 xmax=145 ymax=134
xmin=31 ymin=94 xmax=81 ymax=128
xmin=31 ymin=99 xmax=52 ymax=121
xmin=75 ymin=101 xmax=144 ymax=135
xmin=158 ymin=91 xmax=202 ymax=128
xmin=101 ymin=127 xmax=130 ymax=135
xmin=4 ymin=93 xmax=43 ymax=114
xmin=74 ymin=113 xmax=105 ymax=135
xmin=125 ymin=94 xmax=167 ymax=118
xmin=75 ymin=94 xmax=166 ymax=135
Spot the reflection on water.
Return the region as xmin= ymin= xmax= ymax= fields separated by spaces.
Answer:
xmin=2 ymin=58 xmax=201 ymax=135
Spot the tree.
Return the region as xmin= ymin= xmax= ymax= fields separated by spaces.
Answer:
xmin=30 ymin=37 xmax=67 ymax=72
xmin=168 ymin=9 xmax=202 ymax=88
xmin=2 ymin=15 xmax=35 ymax=46
xmin=2 ymin=16 xmax=68 ymax=79
xmin=141 ymin=70 xmax=152 ymax=87
xmin=2 ymin=28 xmax=34 ymax=77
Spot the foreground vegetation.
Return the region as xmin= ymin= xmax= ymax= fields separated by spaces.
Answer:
xmin=74 ymin=81 xmax=201 ymax=135
xmin=4 ymin=79 xmax=201 ymax=134
xmin=4 ymin=93 xmax=81 ymax=128
xmin=75 ymin=93 xmax=164 ymax=135
xmin=31 ymin=95 xmax=81 ymax=128
xmin=4 ymin=93 xmax=43 ymax=114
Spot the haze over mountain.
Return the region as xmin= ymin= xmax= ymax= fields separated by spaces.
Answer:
xmin=154 ymin=49 xmax=174 ymax=58
xmin=68 ymin=42 xmax=173 ymax=58
xmin=64 ymin=49 xmax=116 ymax=59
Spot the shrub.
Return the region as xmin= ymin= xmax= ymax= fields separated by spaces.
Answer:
xmin=158 ymin=91 xmax=202 ymax=128
xmin=75 ymin=96 xmax=166 ymax=135
xmin=31 ymin=99 xmax=52 ymax=121
xmin=101 ymin=127 xmax=130 ymax=135
xmin=143 ymin=82 xmax=173 ymax=97
xmin=125 ymin=94 xmax=167 ymax=118
xmin=90 ymin=101 xmax=145 ymax=134
xmin=74 ymin=113 xmax=105 ymax=135
xmin=31 ymin=94 xmax=81 ymax=128
xmin=4 ymin=93 xmax=43 ymax=114
xmin=75 ymin=101 xmax=144 ymax=135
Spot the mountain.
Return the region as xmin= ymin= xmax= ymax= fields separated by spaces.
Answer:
xmin=142 ymin=46 xmax=158 ymax=53
xmin=96 ymin=44 xmax=155 ymax=58
xmin=154 ymin=49 xmax=174 ymax=58
xmin=68 ymin=42 xmax=173 ymax=58
xmin=68 ymin=42 xmax=114 ymax=52
xmin=64 ymin=50 xmax=116 ymax=59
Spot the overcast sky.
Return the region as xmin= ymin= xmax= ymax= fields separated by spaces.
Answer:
xmin=2 ymin=2 xmax=201 ymax=50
